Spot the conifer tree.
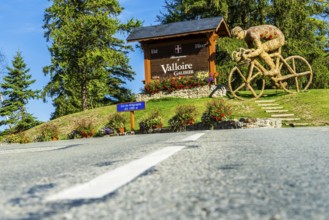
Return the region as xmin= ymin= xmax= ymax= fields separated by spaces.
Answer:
xmin=0 ymin=52 xmax=40 ymax=133
xmin=43 ymin=0 xmax=141 ymax=119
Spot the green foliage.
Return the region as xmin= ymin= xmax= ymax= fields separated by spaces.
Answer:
xmin=139 ymin=110 xmax=163 ymax=133
xmin=36 ymin=124 xmax=60 ymax=142
xmin=201 ymin=99 xmax=233 ymax=128
xmin=217 ymin=37 xmax=248 ymax=85
xmin=157 ymin=0 xmax=228 ymax=24
xmin=4 ymin=134 xmax=19 ymax=144
xmin=14 ymin=113 xmax=42 ymax=133
xmin=311 ymin=56 xmax=329 ymax=88
xmin=0 ymin=51 xmax=40 ymax=133
xmin=17 ymin=133 xmax=32 ymax=144
xmin=144 ymin=76 xmax=208 ymax=95
xmin=157 ymin=0 xmax=267 ymax=27
xmin=107 ymin=113 xmax=126 ymax=134
xmin=3 ymin=133 xmax=32 ymax=144
xmin=195 ymin=71 xmax=209 ymax=81
xmin=43 ymin=0 xmax=141 ymax=118
xmin=168 ymin=105 xmax=198 ymax=132
xmin=158 ymin=0 xmax=329 ymax=89
xmin=71 ymin=117 xmax=97 ymax=138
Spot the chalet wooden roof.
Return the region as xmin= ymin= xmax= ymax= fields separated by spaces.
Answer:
xmin=127 ymin=16 xmax=230 ymax=42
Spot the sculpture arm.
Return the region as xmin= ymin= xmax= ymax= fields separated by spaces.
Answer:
xmin=243 ymin=39 xmax=263 ymax=59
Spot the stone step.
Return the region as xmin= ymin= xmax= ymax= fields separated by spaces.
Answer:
xmin=255 ymin=100 xmax=276 ymax=103
xmin=273 ymin=118 xmax=301 ymax=121
xmin=271 ymin=113 xmax=295 ymax=118
xmin=266 ymin=110 xmax=289 ymax=113
xmin=258 ymin=103 xmax=280 ymax=107
xmin=262 ymin=106 xmax=284 ymax=110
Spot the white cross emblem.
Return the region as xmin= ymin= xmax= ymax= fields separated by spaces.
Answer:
xmin=174 ymin=45 xmax=182 ymax=54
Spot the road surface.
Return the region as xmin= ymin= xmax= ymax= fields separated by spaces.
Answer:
xmin=1 ymin=127 xmax=329 ymax=219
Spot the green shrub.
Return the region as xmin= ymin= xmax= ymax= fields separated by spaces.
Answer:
xmin=201 ymin=99 xmax=233 ymax=128
xmin=17 ymin=133 xmax=32 ymax=144
xmin=143 ymin=76 xmax=208 ymax=95
xmin=169 ymin=105 xmax=198 ymax=132
xmin=71 ymin=117 xmax=97 ymax=138
xmin=3 ymin=133 xmax=32 ymax=144
xmin=139 ymin=110 xmax=163 ymax=133
xmin=36 ymin=124 xmax=60 ymax=142
xmin=107 ymin=113 xmax=126 ymax=134
xmin=4 ymin=134 xmax=20 ymax=144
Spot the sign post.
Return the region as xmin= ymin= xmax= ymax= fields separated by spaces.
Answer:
xmin=117 ymin=101 xmax=146 ymax=133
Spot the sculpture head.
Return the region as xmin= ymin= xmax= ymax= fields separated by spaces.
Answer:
xmin=231 ymin=26 xmax=245 ymax=40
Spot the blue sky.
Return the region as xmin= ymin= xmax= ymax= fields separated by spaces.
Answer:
xmin=0 ymin=0 xmax=165 ymax=123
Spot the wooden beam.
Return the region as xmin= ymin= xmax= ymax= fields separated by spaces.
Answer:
xmin=127 ymin=30 xmax=215 ymax=43
xmin=208 ymin=32 xmax=217 ymax=74
xmin=130 ymin=111 xmax=135 ymax=132
xmin=216 ymin=19 xmax=231 ymax=37
xmin=142 ymin=43 xmax=151 ymax=84
xmin=147 ymin=36 xmax=208 ymax=48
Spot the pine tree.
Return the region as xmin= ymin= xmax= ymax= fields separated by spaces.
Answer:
xmin=0 ymin=51 xmax=40 ymax=132
xmin=43 ymin=0 xmax=141 ymax=119
xmin=157 ymin=0 xmax=228 ymax=24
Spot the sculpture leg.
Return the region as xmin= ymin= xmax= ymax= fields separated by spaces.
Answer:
xmin=259 ymin=51 xmax=277 ymax=76
xmin=260 ymin=38 xmax=284 ymax=76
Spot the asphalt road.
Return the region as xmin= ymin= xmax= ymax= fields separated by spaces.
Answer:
xmin=1 ymin=127 xmax=329 ymax=220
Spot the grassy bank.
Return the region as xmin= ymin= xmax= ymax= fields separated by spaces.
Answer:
xmin=11 ymin=89 xmax=329 ymax=140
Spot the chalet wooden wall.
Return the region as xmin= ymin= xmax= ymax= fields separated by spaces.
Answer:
xmin=142 ymin=34 xmax=218 ymax=83
xmin=127 ymin=16 xmax=231 ymax=84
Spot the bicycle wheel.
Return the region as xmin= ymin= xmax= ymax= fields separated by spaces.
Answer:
xmin=279 ymin=56 xmax=313 ymax=93
xmin=228 ymin=62 xmax=265 ymax=100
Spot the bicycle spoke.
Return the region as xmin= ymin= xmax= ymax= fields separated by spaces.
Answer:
xmin=249 ymin=71 xmax=262 ymax=81
xmin=280 ymin=74 xmax=296 ymax=81
xmin=296 ymin=71 xmax=311 ymax=76
xmin=233 ymin=83 xmax=246 ymax=93
xmin=229 ymin=63 xmax=265 ymax=100
xmin=295 ymin=77 xmax=300 ymax=92
xmin=247 ymin=62 xmax=254 ymax=80
xmin=280 ymin=69 xmax=311 ymax=81
xmin=280 ymin=55 xmax=313 ymax=93
xmin=292 ymin=58 xmax=296 ymax=72
xmin=285 ymin=63 xmax=296 ymax=75
xmin=237 ymin=70 xmax=247 ymax=82
xmin=247 ymin=84 xmax=257 ymax=97
xmin=291 ymin=58 xmax=300 ymax=92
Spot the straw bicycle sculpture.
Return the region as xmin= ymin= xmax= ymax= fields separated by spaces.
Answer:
xmin=228 ymin=47 xmax=313 ymax=100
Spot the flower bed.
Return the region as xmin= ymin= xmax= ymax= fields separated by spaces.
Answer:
xmin=137 ymin=85 xmax=227 ymax=102
xmin=144 ymin=77 xmax=208 ymax=95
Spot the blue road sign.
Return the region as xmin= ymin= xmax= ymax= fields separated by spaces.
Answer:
xmin=117 ymin=101 xmax=146 ymax=112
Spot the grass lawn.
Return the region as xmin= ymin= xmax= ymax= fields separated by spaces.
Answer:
xmin=276 ymin=89 xmax=329 ymax=125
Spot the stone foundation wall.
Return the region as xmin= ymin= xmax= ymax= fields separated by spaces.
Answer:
xmin=186 ymin=118 xmax=282 ymax=131
xmin=138 ymin=118 xmax=282 ymax=134
xmin=136 ymin=85 xmax=227 ymax=102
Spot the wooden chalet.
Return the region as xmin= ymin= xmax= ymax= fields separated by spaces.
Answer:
xmin=127 ymin=16 xmax=230 ymax=84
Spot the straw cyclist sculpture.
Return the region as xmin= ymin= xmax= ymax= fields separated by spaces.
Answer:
xmin=229 ymin=24 xmax=313 ymax=100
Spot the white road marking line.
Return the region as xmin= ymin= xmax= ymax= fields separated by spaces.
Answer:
xmin=46 ymin=146 xmax=185 ymax=201
xmin=182 ymin=133 xmax=205 ymax=141
xmin=0 ymin=146 xmax=66 ymax=155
